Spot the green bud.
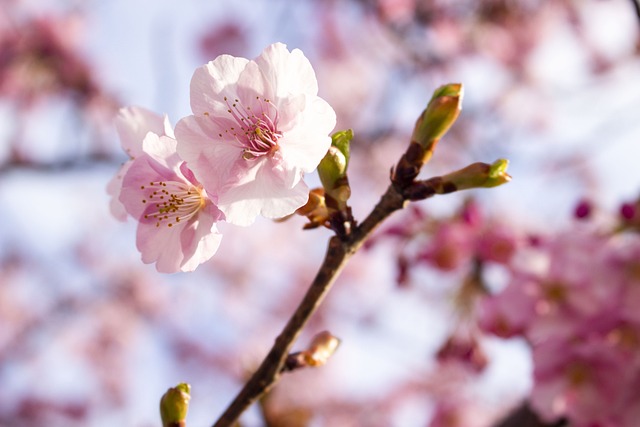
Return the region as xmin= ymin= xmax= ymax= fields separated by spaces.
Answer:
xmin=331 ymin=129 xmax=352 ymax=167
xmin=441 ymin=159 xmax=511 ymax=191
xmin=160 ymin=383 xmax=191 ymax=427
xmin=486 ymin=158 xmax=512 ymax=188
xmin=412 ymin=83 xmax=463 ymax=155
xmin=319 ymin=146 xmax=347 ymax=190
xmin=318 ymin=130 xmax=353 ymax=206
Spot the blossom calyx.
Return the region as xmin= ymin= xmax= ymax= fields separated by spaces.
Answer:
xmin=296 ymin=188 xmax=330 ymax=229
xmin=160 ymin=383 xmax=191 ymax=427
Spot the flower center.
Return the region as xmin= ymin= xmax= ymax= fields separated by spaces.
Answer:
xmin=220 ymin=96 xmax=282 ymax=160
xmin=140 ymin=181 xmax=205 ymax=228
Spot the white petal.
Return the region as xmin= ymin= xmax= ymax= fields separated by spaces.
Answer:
xmin=278 ymin=96 xmax=336 ymax=173
xmin=178 ymin=209 xmax=223 ymax=272
xmin=106 ymin=161 xmax=132 ymax=221
xmin=219 ymin=159 xmax=309 ymax=226
xmin=254 ymin=43 xmax=319 ymax=99
xmin=137 ymin=221 xmax=184 ymax=273
xmin=115 ymin=106 xmax=168 ymax=156
xmin=190 ymin=55 xmax=249 ymax=117
xmin=175 ymin=115 xmax=245 ymax=199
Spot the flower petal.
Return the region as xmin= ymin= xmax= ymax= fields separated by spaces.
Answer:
xmin=175 ymin=115 xmax=245 ymax=198
xmin=278 ymin=95 xmax=336 ymax=173
xmin=218 ymin=159 xmax=309 ymax=226
xmin=190 ymin=55 xmax=249 ymax=117
xmin=253 ymin=43 xmax=319 ymax=99
xmin=115 ymin=106 xmax=169 ymax=156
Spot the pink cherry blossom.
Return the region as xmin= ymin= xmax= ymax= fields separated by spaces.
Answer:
xmin=479 ymin=225 xmax=640 ymax=427
xmin=175 ymin=42 xmax=337 ymax=226
xmin=530 ymin=336 xmax=629 ymax=427
xmin=119 ymin=133 xmax=223 ymax=273
xmin=108 ymin=106 xmax=173 ymax=220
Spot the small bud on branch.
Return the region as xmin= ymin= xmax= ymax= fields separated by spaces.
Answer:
xmin=317 ymin=130 xmax=355 ymax=237
xmin=160 ymin=383 xmax=191 ymax=427
xmin=393 ymin=83 xmax=464 ymax=188
xmin=284 ymin=331 xmax=341 ymax=371
xmin=405 ymin=159 xmax=511 ymax=201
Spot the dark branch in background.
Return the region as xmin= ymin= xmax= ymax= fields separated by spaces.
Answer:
xmin=494 ymin=403 xmax=567 ymax=427
xmin=0 ymin=153 xmax=123 ymax=175
xmin=631 ymin=0 xmax=640 ymax=26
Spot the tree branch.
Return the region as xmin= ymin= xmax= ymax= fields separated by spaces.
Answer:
xmin=212 ymin=185 xmax=406 ymax=427
xmin=493 ymin=403 xmax=567 ymax=427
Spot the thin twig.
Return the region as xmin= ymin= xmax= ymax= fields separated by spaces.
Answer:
xmin=212 ymin=186 xmax=406 ymax=427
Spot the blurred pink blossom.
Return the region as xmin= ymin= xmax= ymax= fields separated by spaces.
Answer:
xmin=175 ymin=42 xmax=337 ymax=226
xmin=198 ymin=22 xmax=248 ymax=60
xmin=0 ymin=14 xmax=103 ymax=107
xmin=481 ymin=227 xmax=640 ymax=426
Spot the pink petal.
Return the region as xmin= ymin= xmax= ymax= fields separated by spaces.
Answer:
xmin=190 ymin=55 xmax=249 ymax=117
xmin=107 ymin=161 xmax=132 ymax=221
xmin=115 ymin=106 xmax=169 ymax=156
xmin=218 ymin=159 xmax=309 ymax=226
xmin=175 ymin=115 xmax=245 ymax=196
xmin=278 ymin=96 xmax=336 ymax=173
xmin=253 ymin=42 xmax=319 ymax=99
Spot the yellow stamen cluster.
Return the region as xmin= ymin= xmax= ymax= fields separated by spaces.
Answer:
xmin=140 ymin=180 xmax=205 ymax=228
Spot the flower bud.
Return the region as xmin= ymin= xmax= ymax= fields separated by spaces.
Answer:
xmin=404 ymin=159 xmax=511 ymax=201
xmin=318 ymin=130 xmax=353 ymax=207
xmin=284 ymin=331 xmax=342 ymax=371
xmin=442 ymin=159 xmax=511 ymax=191
xmin=303 ymin=331 xmax=341 ymax=367
xmin=392 ymin=84 xmax=463 ymax=188
xmin=160 ymin=383 xmax=191 ymax=427
xmin=412 ymin=83 xmax=463 ymax=160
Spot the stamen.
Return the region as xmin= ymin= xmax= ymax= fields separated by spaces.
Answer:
xmin=221 ymin=96 xmax=282 ymax=159
xmin=141 ymin=181 xmax=205 ymax=227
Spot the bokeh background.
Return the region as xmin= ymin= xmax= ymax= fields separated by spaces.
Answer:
xmin=1 ymin=0 xmax=639 ymax=426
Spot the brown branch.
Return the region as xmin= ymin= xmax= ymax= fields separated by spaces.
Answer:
xmin=493 ymin=402 xmax=567 ymax=427
xmin=212 ymin=185 xmax=406 ymax=427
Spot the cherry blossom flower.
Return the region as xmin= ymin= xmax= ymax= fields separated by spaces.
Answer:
xmin=108 ymin=106 xmax=174 ymax=220
xmin=175 ymin=42 xmax=337 ymax=226
xmin=116 ymin=126 xmax=223 ymax=273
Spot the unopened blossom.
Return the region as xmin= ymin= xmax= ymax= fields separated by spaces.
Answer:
xmin=118 ymin=132 xmax=223 ymax=273
xmin=108 ymin=106 xmax=173 ymax=220
xmin=175 ymin=42 xmax=337 ymax=226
